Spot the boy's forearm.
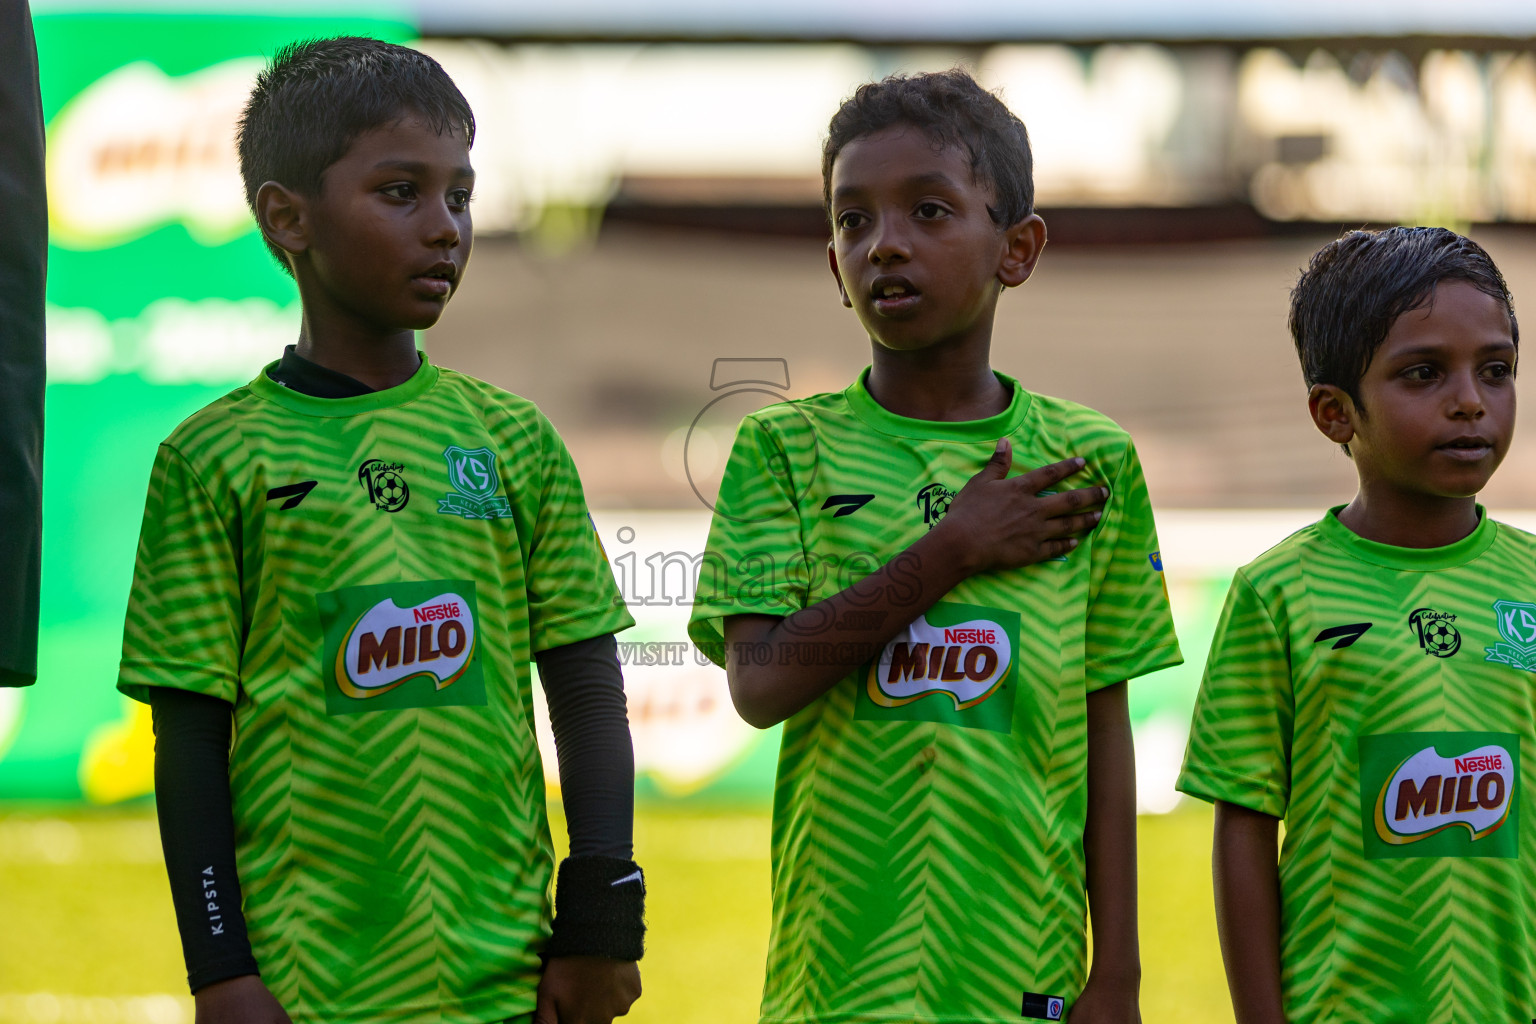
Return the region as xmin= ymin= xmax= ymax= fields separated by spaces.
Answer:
xmin=724 ymin=527 xmax=974 ymax=727
xmin=1213 ymin=801 xmax=1287 ymax=1024
xmin=1083 ymin=682 xmax=1141 ymax=983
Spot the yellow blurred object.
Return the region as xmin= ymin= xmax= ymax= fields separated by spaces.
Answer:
xmin=79 ymin=700 xmax=156 ymax=804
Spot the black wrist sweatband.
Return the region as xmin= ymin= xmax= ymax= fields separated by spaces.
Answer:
xmin=545 ymin=855 xmax=646 ymax=961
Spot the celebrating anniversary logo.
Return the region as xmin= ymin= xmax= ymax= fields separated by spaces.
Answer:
xmin=1408 ymin=607 xmax=1461 ymax=658
xmin=357 ymin=458 xmax=409 ymax=513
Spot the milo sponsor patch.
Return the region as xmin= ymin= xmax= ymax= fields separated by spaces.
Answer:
xmin=1358 ymin=731 xmax=1519 ymax=859
xmin=317 ymin=579 xmax=487 ymax=715
xmin=855 ymin=600 xmax=1019 ymax=732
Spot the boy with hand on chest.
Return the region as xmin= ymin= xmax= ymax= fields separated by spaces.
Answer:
xmin=120 ymin=37 xmax=643 ymax=1024
xmin=1178 ymin=227 xmax=1535 ymax=1023
xmin=688 ymin=70 xmax=1182 ymax=1023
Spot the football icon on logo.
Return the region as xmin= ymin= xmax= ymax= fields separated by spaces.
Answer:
xmin=1421 ymin=619 xmax=1460 ymax=656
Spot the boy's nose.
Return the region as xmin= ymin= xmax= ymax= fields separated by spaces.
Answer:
xmin=1448 ymin=373 xmax=1486 ymax=416
xmin=424 ymin=200 xmax=462 ymax=249
xmin=867 ymin=221 xmax=910 ymax=264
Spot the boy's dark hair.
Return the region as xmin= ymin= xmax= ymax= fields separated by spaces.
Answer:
xmin=822 ymin=68 xmax=1033 ymax=229
xmin=1290 ymin=226 xmax=1519 ymax=406
xmin=237 ymin=36 xmax=475 ymax=272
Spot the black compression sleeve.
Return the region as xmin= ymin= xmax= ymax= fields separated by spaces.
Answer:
xmin=534 ymin=633 xmax=635 ymax=859
xmin=150 ymin=688 xmax=259 ymax=992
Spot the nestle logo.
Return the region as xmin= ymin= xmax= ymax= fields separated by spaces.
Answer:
xmin=1455 ymin=754 xmax=1505 ymax=774
xmin=413 ymin=602 xmax=460 ymax=624
xmin=943 ymin=627 xmax=995 ymax=645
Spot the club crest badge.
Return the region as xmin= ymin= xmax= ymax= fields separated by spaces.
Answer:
xmin=437 ymin=445 xmax=513 ymax=520
xmin=1484 ymin=600 xmax=1536 ymax=672
xmin=1480 ymin=601 xmax=1536 ymax=672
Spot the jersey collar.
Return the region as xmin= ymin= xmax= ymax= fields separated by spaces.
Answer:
xmin=844 ymin=366 xmax=1032 ymax=441
xmin=1317 ymin=504 xmax=1497 ymax=571
xmin=248 ymin=351 xmax=440 ymax=417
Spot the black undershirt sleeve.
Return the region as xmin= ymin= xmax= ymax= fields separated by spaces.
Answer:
xmin=535 ymin=633 xmax=635 ymax=860
xmin=150 ymin=688 xmax=259 ymax=992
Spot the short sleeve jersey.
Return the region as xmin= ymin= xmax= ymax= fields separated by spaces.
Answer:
xmin=118 ymin=357 xmax=632 ymax=1024
xmin=1178 ymin=509 xmax=1536 ymax=1024
xmin=687 ymin=370 xmax=1182 ymax=1023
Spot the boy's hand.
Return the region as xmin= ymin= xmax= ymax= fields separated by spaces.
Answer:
xmin=937 ymin=440 xmax=1106 ymax=574
xmin=534 ymin=956 xmax=641 ymax=1024
xmin=193 ymin=975 xmax=291 ymax=1024
xmin=1067 ymin=970 xmax=1140 ymax=1022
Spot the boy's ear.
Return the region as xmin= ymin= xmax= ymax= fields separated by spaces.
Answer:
xmin=998 ymin=214 xmax=1047 ymax=289
xmin=1308 ymin=384 xmax=1357 ymax=446
xmin=254 ymin=181 xmax=310 ymax=262
xmin=827 ymin=242 xmax=852 ymax=309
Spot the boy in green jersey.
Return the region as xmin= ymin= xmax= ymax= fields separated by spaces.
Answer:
xmin=688 ymin=70 xmax=1183 ymax=1023
xmin=118 ymin=38 xmax=644 ymax=1024
xmin=1177 ymin=227 xmax=1535 ymax=1024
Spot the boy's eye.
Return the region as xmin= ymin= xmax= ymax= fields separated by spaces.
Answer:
xmin=835 ymin=211 xmax=866 ymax=230
xmin=449 ymin=188 xmax=473 ymax=208
xmin=1402 ymin=365 xmax=1438 ymax=382
xmin=381 ymin=183 xmax=416 ymax=200
xmin=914 ymin=202 xmax=946 ymax=219
xmin=1483 ymin=362 xmax=1514 ymax=380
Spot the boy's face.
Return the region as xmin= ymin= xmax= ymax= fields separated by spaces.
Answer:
xmin=826 ymin=126 xmax=1042 ymax=354
xmin=274 ymin=114 xmax=474 ymax=333
xmin=1313 ymin=280 xmax=1517 ymax=502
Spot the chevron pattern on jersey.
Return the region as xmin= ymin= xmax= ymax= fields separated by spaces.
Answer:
xmin=120 ymin=359 xmax=630 ymax=1024
xmin=1180 ymin=512 xmax=1536 ymax=1024
xmin=689 ymin=371 xmax=1182 ymax=1023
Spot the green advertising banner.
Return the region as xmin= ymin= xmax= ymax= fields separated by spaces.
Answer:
xmin=0 ymin=9 xmax=412 ymax=802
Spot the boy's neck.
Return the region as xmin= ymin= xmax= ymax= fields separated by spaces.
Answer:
xmin=1335 ymin=491 xmax=1482 ymax=549
xmin=866 ymin=342 xmax=1010 ymax=423
xmin=294 ymin=315 xmax=422 ymax=393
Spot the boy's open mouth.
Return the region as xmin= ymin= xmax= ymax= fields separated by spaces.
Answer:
xmin=870 ymin=275 xmax=920 ymax=313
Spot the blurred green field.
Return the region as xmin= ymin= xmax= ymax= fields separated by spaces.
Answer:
xmin=0 ymin=805 xmax=1232 ymax=1024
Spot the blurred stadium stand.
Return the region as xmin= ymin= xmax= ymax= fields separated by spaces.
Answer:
xmin=425 ymin=226 xmax=1536 ymax=511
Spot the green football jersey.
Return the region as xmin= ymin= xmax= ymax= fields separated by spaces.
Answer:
xmin=1178 ymin=509 xmax=1536 ymax=1024
xmin=118 ymin=357 xmax=632 ymax=1024
xmin=687 ymin=370 xmax=1182 ymax=1023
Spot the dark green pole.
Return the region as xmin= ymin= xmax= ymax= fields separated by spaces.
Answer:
xmin=0 ymin=1 xmax=46 ymax=688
